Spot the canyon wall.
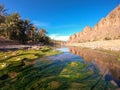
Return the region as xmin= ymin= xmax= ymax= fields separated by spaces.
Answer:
xmin=68 ymin=5 xmax=120 ymax=43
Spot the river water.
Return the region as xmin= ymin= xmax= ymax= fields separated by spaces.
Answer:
xmin=43 ymin=46 xmax=120 ymax=89
xmin=1 ymin=46 xmax=120 ymax=90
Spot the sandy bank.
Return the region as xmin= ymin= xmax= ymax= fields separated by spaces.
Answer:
xmin=66 ymin=40 xmax=120 ymax=51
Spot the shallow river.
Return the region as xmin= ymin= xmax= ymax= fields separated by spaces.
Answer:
xmin=44 ymin=47 xmax=120 ymax=89
xmin=0 ymin=47 xmax=120 ymax=90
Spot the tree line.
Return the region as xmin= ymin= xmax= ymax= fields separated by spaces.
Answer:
xmin=0 ymin=4 xmax=53 ymax=44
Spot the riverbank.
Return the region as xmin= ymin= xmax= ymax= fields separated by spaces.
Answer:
xmin=66 ymin=40 xmax=120 ymax=51
xmin=0 ymin=44 xmax=43 ymax=51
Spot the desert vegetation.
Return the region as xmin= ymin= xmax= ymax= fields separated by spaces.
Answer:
xmin=0 ymin=5 xmax=53 ymax=45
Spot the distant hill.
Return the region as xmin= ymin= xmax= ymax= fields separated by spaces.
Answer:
xmin=68 ymin=4 xmax=120 ymax=43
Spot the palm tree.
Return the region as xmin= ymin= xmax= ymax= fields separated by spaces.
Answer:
xmin=16 ymin=19 xmax=37 ymax=44
xmin=0 ymin=4 xmax=52 ymax=45
xmin=28 ymin=25 xmax=37 ymax=41
xmin=5 ymin=13 xmax=20 ymax=39
xmin=36 ymin=28 xmax=52 ymax=44
xmin=0 ymin=4 xmax=8 ymax=37
xmin=0 ymin=5 xmax=7 ymax=16
xmin=39 ymin=28 xmax=47 ymax=36
xmin=0 ymin=4 xmax=7 ymax=23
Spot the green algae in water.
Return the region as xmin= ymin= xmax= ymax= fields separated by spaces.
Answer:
xmin=0 ymin=58 xmax=119 ymax=90
xmin=60 ymin=62 xmax=93 ymax=80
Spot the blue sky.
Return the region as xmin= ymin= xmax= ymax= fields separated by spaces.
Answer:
xmin=0 ymin=0 xmax=120 ymax=41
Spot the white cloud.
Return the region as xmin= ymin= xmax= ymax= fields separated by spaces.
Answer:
xmin=49 ymin=34 xmax=69 ymax=41
xmin=32 ymin=21 xmax=49 ymax=27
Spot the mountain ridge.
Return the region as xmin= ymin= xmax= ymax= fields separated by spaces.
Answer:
xmin=68 ymin=4 xmax=120 ymax=43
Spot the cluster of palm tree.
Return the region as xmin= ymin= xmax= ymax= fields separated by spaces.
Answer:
xmin=0 ymin=4 xmax=52 ymax=44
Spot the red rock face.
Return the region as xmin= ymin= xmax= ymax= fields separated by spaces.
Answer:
xmin=68 ymin=4 xmax=120 ymax=43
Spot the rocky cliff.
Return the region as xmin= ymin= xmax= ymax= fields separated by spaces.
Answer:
xmin=68 ymin=4 xmax=120 ymax=43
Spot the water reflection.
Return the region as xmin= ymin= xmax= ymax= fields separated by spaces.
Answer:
xmin=69 ymin=47 xmax=120 ymax=86
xmin=1 ymin=47 xmax=120 ymax=89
